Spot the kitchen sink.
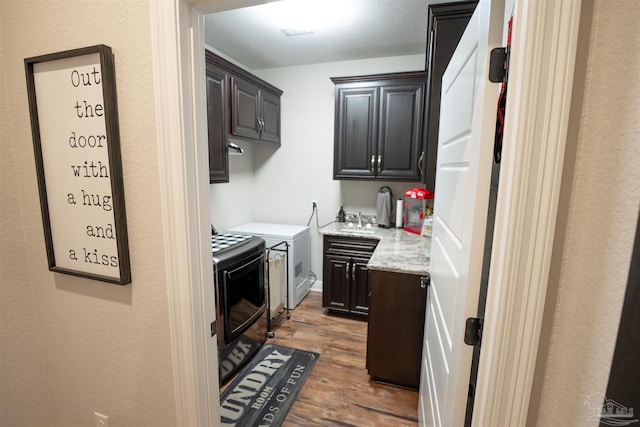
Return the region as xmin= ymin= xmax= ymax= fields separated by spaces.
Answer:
xmin=348 ymin=228 xmax=375 ymax=234
xmin=344 ymin=223 xmax=375 ymax=234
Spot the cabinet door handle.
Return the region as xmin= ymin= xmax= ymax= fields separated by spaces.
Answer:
xmin=377 ymin=155 xmax=382 ymax=174
xmin=352 ymin=263 xmax=356 ymax=281
xmin=371 ymin=155 xmax=375 ymax=173
xmin=257 ymin=117 xmax=264 ymax=135
xmin=419 ymin=151 xmax=425 ymax=181
xmin=345 ymin=262 xmax=350 ymax=280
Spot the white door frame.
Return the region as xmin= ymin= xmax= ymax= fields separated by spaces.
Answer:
xmin=472 ymin=1 xmax=581 ymax=425
xmin=148 ymin=0 xmax=582 ymax=425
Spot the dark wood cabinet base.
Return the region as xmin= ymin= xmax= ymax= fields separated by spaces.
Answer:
xmin=366 ymin=270 xmax=428 ymax=389
xmin=322 ymin=235 xmax=378 ymax=318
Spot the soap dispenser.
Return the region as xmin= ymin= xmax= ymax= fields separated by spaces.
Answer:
xmin=337 ymin=206 xmax=346 ymax=223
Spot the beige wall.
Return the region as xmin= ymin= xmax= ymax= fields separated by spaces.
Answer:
xmin=0 ymin=2 xmax=177 ymax=427
xmin=528 ymin=0 xmax=640 ymax=425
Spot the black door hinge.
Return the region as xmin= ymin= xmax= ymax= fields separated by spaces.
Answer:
xmin=464 ymin=317 xmax=483 ymax=346
xmin=210 ymin=320 xmax=217 ymax=337
xmin=489 ymin=47 xmax=507 ymax=83
xmin=420 ymin=276 xmax=429 ymax=289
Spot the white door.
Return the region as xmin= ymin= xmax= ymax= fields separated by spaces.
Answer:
xmin=419 ymin=0 xmax=505 ymax=426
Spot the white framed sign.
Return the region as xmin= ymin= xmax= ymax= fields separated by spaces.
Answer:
xmin=25 ymin=45 xmax=131 ymax=285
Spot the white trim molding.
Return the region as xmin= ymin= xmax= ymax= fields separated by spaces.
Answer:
xmin=472 ymin=0 xmax=582 ymax=426
xmin=150 ymin=1 xmax=271 ymax=425
xmin=149 ymin=1 xmax=216 ymax=426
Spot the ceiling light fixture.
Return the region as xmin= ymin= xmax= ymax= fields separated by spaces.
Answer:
xmin=266 ymin=0 xmax=341 ymax=35
xmin=281 ymin=28 xmax=314 ymax=37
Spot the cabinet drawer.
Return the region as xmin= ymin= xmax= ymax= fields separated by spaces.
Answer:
xmin=323 ymin=235 xmax=378 ymax=256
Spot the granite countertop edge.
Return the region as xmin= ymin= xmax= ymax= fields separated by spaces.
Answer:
xmin=319 ymin=223 xmax=431 ymax=277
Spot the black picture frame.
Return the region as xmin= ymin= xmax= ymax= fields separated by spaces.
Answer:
xmin=25 ymin=44 xmax=131 ymax=285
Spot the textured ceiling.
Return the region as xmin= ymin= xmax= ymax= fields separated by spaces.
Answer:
xmin=204 ymin=0 xmax=432 ymax=70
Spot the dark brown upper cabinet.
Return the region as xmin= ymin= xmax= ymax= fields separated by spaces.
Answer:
xmin=205 ymin=61 xmax=229 ymax=183
xmin=421 ymin=1 xmax=478 ymax=190
xmin=204 ymin=52 xmax=282 ymax=182
xmin=205 ymin=50 xmax=283 ymax=183
xmin=231 ymin=76 xmax=282 ymax=144
xmin=331 ymin=72 xmax=426 ymax=181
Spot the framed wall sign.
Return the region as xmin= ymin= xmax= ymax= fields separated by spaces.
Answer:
xmin=25 ymin=45 xmax=131 ymax=285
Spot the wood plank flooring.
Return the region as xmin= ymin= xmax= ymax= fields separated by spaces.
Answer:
xmin=267 ymin=291 xmax=419 ymax=426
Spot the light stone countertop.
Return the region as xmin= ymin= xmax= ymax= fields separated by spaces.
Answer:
xmin=319 ymin=222 xmax=431 ymax=277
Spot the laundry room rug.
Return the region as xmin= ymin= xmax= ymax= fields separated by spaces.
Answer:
xmin=219 ymin=344 xmax=319 ymax=426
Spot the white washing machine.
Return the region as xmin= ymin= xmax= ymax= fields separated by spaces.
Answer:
xmin=227 ymin=223 xmax=311 ymax=310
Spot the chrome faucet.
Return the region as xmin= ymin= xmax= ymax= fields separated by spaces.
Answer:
xmin=357 ymin=211 xmax=363 ymax=227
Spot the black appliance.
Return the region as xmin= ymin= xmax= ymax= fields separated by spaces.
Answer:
xmin=212 ymin=233 xmax=267 ymax=385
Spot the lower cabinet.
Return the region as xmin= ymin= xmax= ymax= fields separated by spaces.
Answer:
xmin=322 ymin=235 xmax=378 ymax=318
xmin=366 ymin=270 xmax=428 ymax=389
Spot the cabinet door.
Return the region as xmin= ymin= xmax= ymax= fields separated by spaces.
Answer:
xmin=349 ymin=256 xmax=371 ymax=316
xmin=367 ymin=270 xmax=427 ymax=389
xmin=231 ymin=77 xmax=260 ymax=140
xmin=322 ymin=253 xmax=351 ymax=313
xmin=422 ymin=1 xmax=478 ymax=188
xmin=259 ymin=90 xmax=281 ymax=144
xmin=377 ymin=82 xmax=424 ymax=181
xmin=333 ymin=86 xmax=378 ymax=179
xmin=205 ymin=65 xmax=229 ymax=183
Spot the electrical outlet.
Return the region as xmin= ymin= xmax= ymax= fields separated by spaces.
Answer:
xmin=95 ymin=412 xmax=109 ymax=427
xmin=311 ymin=199 xmax=318 ymax=208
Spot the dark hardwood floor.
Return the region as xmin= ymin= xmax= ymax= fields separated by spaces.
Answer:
xmin=267 ymin=291 xmax=419 ymax=427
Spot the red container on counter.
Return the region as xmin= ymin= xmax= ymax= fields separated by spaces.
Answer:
xmin=403 ymin=188 xmax=434 ymax=234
